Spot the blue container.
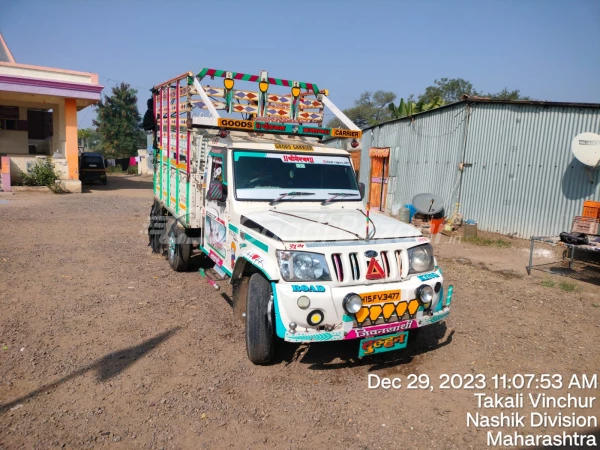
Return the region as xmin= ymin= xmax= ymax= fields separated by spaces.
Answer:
xmin=405 ymin=204 xmax=417 ymax=223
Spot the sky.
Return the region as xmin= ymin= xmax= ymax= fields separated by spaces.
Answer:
xmin=1 ymin=0 xmax=599 ymax=129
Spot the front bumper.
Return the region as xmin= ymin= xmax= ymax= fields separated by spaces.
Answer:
xmin=272 ymin=270 xmax=453 ymax=343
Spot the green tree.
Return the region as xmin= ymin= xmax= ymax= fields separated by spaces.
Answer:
xmin=327 ymin=90 xmax=396 ymax=128
xmin=93 ymin=83 xmax=145 ymax=157
xmin=485 ymin=88 xmax=533 ymax=101
xmin=78 ymin=127 xmax=103 ymax=152
xmin=419 ymin=78 xmax=478 ymax=104
xmin=77 ymin=128 xmax=91 ymax=149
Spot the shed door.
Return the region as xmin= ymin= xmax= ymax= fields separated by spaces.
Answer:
xmin=369 ymin=147 xmax=390 ymax=211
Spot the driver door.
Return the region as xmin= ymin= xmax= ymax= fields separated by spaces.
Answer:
xmin=203 ymin=147 xmax=231 ymax=274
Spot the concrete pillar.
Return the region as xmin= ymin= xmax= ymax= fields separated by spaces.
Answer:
xmin=55 ymin=99 xmax=66 ymax=156
xmin=65 ymin=98 xmax=78 ymax=180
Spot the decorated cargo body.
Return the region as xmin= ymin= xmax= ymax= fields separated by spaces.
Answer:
xmin=147 ymin=68 xmax=454 ymax=364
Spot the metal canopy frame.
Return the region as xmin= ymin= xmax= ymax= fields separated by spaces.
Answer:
xmin=152 ymin=68 xmax=362 ymax=139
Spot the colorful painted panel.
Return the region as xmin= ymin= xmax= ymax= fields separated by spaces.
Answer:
xmin=232 ymin=104 xmax=259 ymax=114
xmin=203 ymin=86 xmax=225 ymax=97
xmin=299 ymin=99 xmax=323 ymax=109
xmin=297 ymin=111 xmax=324 ymax=122
xmin=359 ymin=332 xmax=408 ymax=357
xmin=267 ymin=94 xmax=292 ymax=104
xmin=233 ymin=90 xmax=259 ymax=102
xmin=265 ymin=107 xmax=291 ymax=118
xmin=190 ymin=100 xmax=226 ymax=110
xmin=205 ymin=214 xmax=226 ymax=258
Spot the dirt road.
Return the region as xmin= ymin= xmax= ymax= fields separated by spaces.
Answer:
xmin=1 ymin=176 xmax=599 ymax=449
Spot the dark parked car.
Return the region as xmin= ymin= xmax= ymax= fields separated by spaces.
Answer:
xmin=79 ymin=152 xmax=107 ymax=185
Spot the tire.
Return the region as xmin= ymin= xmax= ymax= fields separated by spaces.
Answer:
xmin=232 ymin=277 xmax=249 ymax=327
xmin=246 ymin=273 xmax=275 ymax=364
xmin=102 ymin=177 xmax=108 ymax=185
xmin=148 ymin=201 xmax=166 ymax=254
xmin=167 ymin=222 xmax=191 ymax=272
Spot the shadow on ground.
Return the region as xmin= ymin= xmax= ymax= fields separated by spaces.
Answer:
xmin=276 ymin=322 xmax=453 ymax=372
xmin=81 ymin=175 xmax=153 ymax=192
xmin=529 ymin=261 xmax=600 ymax=286
xmin=0 ymin=328 xmax=180 ymax=415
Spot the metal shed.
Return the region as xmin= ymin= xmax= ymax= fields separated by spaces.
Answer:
xmin=327 ymin=99 xmax=600 ymax=238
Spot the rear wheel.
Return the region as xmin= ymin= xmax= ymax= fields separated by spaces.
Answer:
xmin=167 ymin=222 xmax=191 ymax=272
xmin=246 ymin=273 xmax=275 ymax=364
xmin=148 ymin=201 xmax=166 ymax=254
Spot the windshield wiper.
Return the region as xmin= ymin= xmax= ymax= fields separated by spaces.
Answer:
xmin=321 ymin=193 xmax=359 ymax=205
xmin=269 ymin=191 xmax=315 ymax=206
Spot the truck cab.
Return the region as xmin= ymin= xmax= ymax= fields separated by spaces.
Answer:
xmin=148 ymin=68 xmax=453 ymax=364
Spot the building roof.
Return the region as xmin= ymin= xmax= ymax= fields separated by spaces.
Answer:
xmin=0 ymin=32 xmax=15 ymax=63
xmin=0 ymin=32 xmax=102 ymax=106
xmin=364 ymin=97 xmax=600 ymax=132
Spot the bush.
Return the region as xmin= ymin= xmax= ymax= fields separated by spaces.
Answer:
xmin=106 ymin=165 xmax=124 ymax=173
xmin=21 ymin=158 xmax=66 ymax=193
xmin=127 ymin=164 xmax=138 ymax=175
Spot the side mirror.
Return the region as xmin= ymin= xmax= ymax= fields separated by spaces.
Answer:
xmin=358 ymin=182 xmax=366 ymax=199
xmin=207 ymin=179 xmax=224 ymax=201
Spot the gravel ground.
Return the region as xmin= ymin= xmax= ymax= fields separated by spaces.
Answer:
xmin=1 ymin=175 xmax=599 ymax=449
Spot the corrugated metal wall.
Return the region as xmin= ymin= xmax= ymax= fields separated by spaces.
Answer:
xmin=327 ymin=101 xmax=600 ymax=237
xmin=462 ymin=103 xmax=600 ymax=237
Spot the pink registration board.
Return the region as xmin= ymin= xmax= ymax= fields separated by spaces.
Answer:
xmin=345 ymin=319 xmax=417 ymax=340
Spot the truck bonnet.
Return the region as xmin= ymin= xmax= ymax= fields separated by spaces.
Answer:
xmin=240 ymin=209 xmax=421 ymax=242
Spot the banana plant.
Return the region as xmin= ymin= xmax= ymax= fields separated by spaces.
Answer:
xmin=388 ymin=96 xmax=444 ymax=118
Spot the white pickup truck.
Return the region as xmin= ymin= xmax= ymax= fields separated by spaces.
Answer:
xmin=148 ymin=68 xmax=453 ymax=364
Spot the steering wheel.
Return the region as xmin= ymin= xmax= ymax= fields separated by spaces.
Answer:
xmin=247 ymin=177 xmax=276 ymax=188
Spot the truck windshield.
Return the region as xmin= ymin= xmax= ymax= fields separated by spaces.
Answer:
xmin=233 ymin=150 xmax=360 ymax=202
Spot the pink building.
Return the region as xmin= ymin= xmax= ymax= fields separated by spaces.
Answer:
xmin=0 ymin=32 xmax=103 ymax=192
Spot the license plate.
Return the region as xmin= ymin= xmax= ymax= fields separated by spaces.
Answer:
xmin=89 ymin=164 xmax=97 ymax=167
xmin=360 ymin=290 xmax=400 ymax=304
xmin=359 ymin=331 xmax=408 ymax=357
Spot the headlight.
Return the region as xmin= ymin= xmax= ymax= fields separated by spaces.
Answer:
xmin=408 ymin=244 xmax=434 ymax=274
xmin=416 ymin=284 xmax=434 ymax=304
xmin=343 ymin=293 xmax=363 ymax=314
xmin=277 ymin=251 xmax=331 ymax=281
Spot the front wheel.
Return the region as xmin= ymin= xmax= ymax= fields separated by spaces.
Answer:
xmin=246 ymin=273 xmax=275 ymax=364
xmin=167 ymin=222 xmax=191 ymax=272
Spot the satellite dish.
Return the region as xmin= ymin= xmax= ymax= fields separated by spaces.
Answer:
xmin=571 ymin=132 xmax=600 ymax=167
xmin=412 ymin=193 xmax=445 ymax=215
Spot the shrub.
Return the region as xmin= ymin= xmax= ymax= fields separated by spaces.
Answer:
xmin=21 ymin=158 xmax=66 ymax=193
xmin=127 ymin=164 xmax=138 ymax=175
xmin=107 ymin=165 xmax=124 ymax=173
xmin=464 ymin=236 xmax=512 ymax=248
xmin=558 ymin=281 xmax=577 ymax=293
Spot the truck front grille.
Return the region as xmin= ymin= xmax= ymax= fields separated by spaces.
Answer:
xmin=330 ymin=249 xmax=405 ymax=283
xmin=349 ymin=253 xmax=360 ymax=280
xmin=331 ymin=253 xmax=344 ymax=282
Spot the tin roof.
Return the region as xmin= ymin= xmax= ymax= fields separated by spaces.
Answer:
xmin=362 ymin=96 xmax=600 ymax=132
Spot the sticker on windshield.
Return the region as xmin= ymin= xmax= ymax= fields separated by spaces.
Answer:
xmin=265 ymin=153 xmax=351 ymax=166
xmin=295 ymin=163 xmax=305 ymax=168
xmin=281 ymin=155 xmax=314 ymax=163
